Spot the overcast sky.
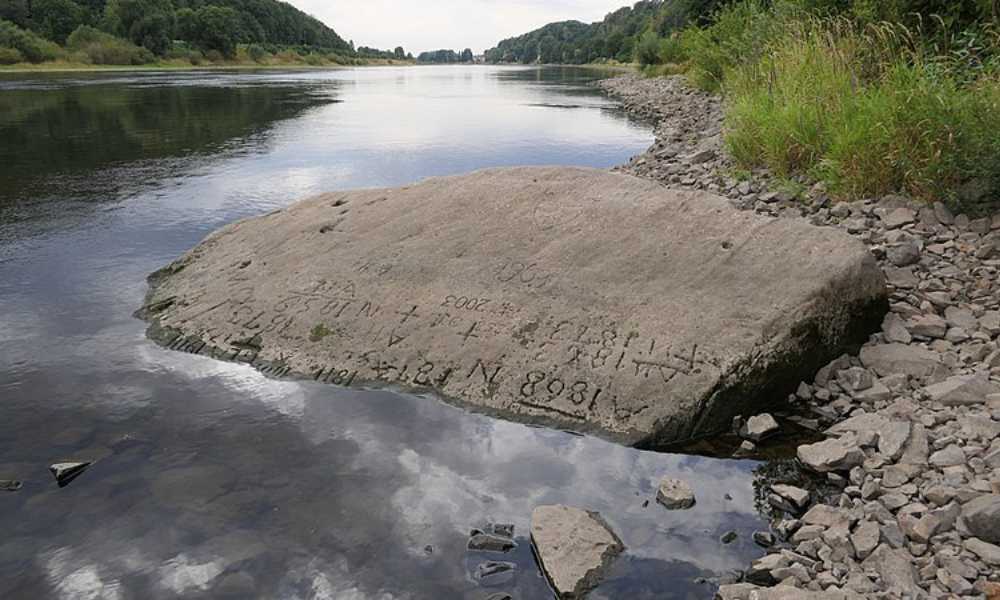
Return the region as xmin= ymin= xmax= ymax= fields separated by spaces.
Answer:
xmin=288 ymin=1 xmax=631 ymax=55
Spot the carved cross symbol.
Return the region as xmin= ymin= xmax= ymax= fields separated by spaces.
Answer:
xmin=458 ymin=322 xmax=480 ymax=345
xmin=397 ymin=305 xmax=420 ymax=324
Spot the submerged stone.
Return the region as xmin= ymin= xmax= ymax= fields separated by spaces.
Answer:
xmin=48 ymin=462 xmax=92 ymax=487
xmin=468 ymin=533 xmax=516 ymax=553
xmin=530 ymin=504 xmax=623 ymax=599
xmin=0 ymin=480 xmax=22 ymax=492
xmin=137 ymin=167 xmax=886 ymax=447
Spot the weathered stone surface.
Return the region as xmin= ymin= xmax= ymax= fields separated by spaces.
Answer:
xmin=965 ymin=538 xmax=1000 ymax=566
xmin=962 ymin=495 xmax=1000 ymax=543
xmin=770 ymin=484 xmax=810 ymax=512
xmin=739 ymin=413 xmax=780 ymax=442
xmin=923 ymin=372 xmax=1000 ymax=406
xmin=862 ymin=545 xmax=919 ymax=591
xmin=859 ymin=344 xmax=945 ymax=379
xmin=798 ymin=438 xmax=864 ymax=473
xmin=530 ymin=504 xmax=623 ymax=599
xmin=137 ymin=167 xmax=887 ymax=447
xmin=656 ymin=477 xmax=696 ymax=510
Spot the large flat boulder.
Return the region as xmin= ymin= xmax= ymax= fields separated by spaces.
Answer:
xmin=137 ymin=167 xmax=886 ymax=447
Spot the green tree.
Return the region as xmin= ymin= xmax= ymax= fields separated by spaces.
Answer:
xmin=461 ymin=47 xmax=473 ymax=62
xmin=174 ymin=5 xmax=240 ymax=58
xmin=31 ymin=0 xmax=87 ymax=43
xmin=393 ymin=45 xmax=405 ymax=58
xmin=104 ymin=0 xmax=175 ymax=55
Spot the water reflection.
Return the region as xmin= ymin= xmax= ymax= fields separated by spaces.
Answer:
xmin=0 ymin=66 xmax=764 ymax=599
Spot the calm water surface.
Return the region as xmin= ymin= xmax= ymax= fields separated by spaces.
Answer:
xmin=0 ymin=66 xmax=768 ymax=599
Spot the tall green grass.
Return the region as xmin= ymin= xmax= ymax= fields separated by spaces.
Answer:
xmin=722 ymin=15 xmax=1000 ymax=209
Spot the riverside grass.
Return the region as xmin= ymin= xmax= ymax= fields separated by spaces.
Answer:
xmin=656 ymin=2 xmax=1000 ymax=212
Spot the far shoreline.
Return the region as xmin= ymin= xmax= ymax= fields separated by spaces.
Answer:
xmin=0 ymin=61 xmax=638 ymax=76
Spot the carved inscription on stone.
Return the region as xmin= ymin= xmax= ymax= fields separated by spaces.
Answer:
xmin=139 ymin=167 xmax=887 ymax=446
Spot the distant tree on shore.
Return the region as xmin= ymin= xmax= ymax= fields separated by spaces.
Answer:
xmin=417 ymin=48 xmax=476 ymax=63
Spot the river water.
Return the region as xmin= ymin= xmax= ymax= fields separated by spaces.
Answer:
xmin=0 ymin=66 xmax=769 ymax=599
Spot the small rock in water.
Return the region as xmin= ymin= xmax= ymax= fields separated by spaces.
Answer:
xmin=483 ymin=594 xmax=513 ymax=600
xmin=738 ymin=413 xmax=780 ymax=442
xmin=468 ymin=533 xmax=517 ymax=553
xmin=752 ymin=531 xmax=775 ymax=548
xmin=1 ymin=480 xmax=22 ymax=492
xmin=656 ymin=477 xmax=696 ymax=510
xmin=720 ymin=530 xmax=738 ymax=544
xmin=474 ymin=561 xmax=516 ymax=585
xmin=423 ymin=545 xmax=433 ymax=555
xmin=530 ymin=504 xmax=623 ymax=599
xmin=488 ymin=523 xmax=515 ymax=538
xmin=49 ymin=461 xmax=92 ymax=487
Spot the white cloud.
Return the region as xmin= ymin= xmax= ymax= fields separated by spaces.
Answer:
xmin=289 ymin=0 xmax=631 ymax=54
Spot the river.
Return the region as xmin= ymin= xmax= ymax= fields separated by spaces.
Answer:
xmin=0 ymin=65 xmax=768 ymax=599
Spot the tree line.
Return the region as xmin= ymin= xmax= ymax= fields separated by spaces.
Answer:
xmin=416 ymin=48 xmax=474 ymax=63
xmin=485 ymin=0 xmax=998 ymax=65
xmin=0 ymin=0 xmax=411 ymax=65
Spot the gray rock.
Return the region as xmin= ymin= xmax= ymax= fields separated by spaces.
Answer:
xmin=964 ymin=537 xmax=1000 ymax=566
xmin=797 ymin=438 xmax=865 ymax=473
xmin=929 ymin=445 xmax=966 ymax=467
xmin=739 ymin=413 xmax=780 ymax=442
xmin=962 ymin=494 xmax=1000 ymax=543
xmin=771 ymin=484 xmax=810 ymax=512
xmin=136 ymin=167 xmax=888 ymax=447
xmin=887 ymin=241 xmax=921 ymax=267
xmin=468 ymin=533 xmax=516 ymax=553
xmin=720 ymin=530 xmax=738 ymax=544
xmin=837 ymin=367 xmax=873 ymax=392
xmin=473 ymin=561 xmax=516 ymax=585
xmin=908 ymin=314 xmax=948 ymax=339
xmin=851 ymin=520 xmax=880 ymax=559
xmin=753 ymin=531 xmax=776 ymax=548
xmin=881 ymin=313 xmax=912 ymax=344
xmin=716 ymin=584 xmax=862 ymax=600
xmin=861 ymin=544 xmax=919 ymax=591
xmin=923 ymin=372 xmax=1000 ymax=406
xmin=530 ymin=504 xmax=623 ymax=599
xmin=944 ymin=306 xmax=978 ymax=331
xmin=880 ymin=421 xmax=913 ymax=462
xmin=881 ymin=208 xmax=916 ymax=229
xmin=0 ymin=480 xmax=22 ymax=492
xmin=49 ymin=461 xmax=92 ymax=487
xmin=859 ymin=343 xmax=945 ymax=379
xmin=656 ymin=477 xmax=696 ymax=510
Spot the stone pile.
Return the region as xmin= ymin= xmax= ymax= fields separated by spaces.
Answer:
xmin=600 ymin=74 xmax=1000 ymax=599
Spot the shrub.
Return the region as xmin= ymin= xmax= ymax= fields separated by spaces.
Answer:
xmin=66 ymin=25 xmax=154 ymax=65
xmin=635 ymin=30 xmax=662 ymax=66
xmin=304 ymin=52 xmax=325 ymax=66
xmin=0 ymin=19 xmax=61 ymax=63
xmin=247 ymin=43 xmax=268 ymax=63
xmin=204 ymin=49 xmax=224 ymax=62
xmin=0 ymin=46 xmax=22 ymax=64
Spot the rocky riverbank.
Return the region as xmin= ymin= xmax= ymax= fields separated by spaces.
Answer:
xmin=599 ymin=74 xmax=1000 ymax=599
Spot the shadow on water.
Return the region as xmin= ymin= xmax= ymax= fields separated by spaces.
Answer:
xmin=0 ymin=66 xmax=796 ymax=599
xmin=0 ymin=73 xmax=339 ymax=232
